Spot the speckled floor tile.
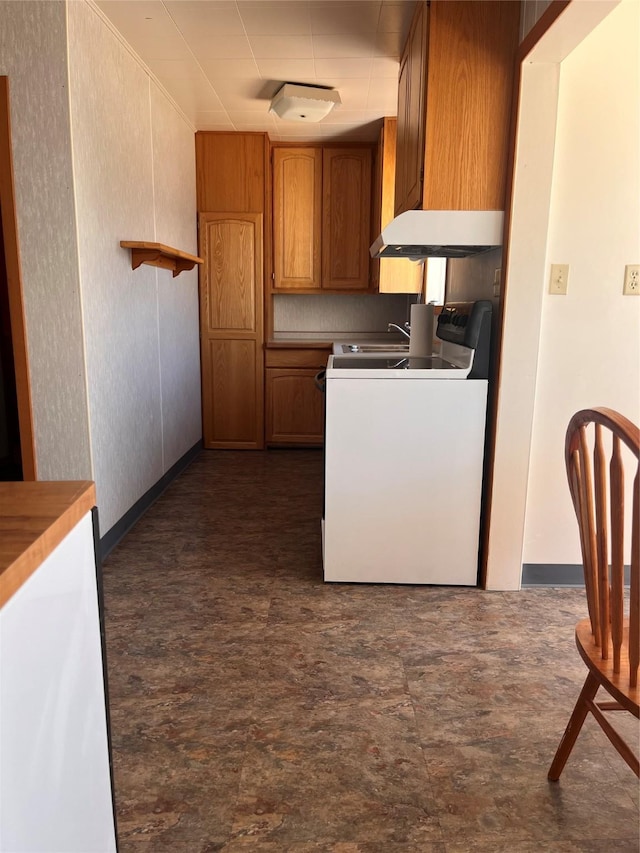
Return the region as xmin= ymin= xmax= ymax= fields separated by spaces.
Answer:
xmin=102 ymin=450 xmax=640 ymax=852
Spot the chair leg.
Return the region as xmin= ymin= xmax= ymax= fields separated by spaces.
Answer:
xmin=548 ymin=671 xmax=600 ymax=781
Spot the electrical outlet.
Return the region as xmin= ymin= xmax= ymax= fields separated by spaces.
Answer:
xmin=549 ymin=264 xmax=569 ymax=295
xmin=623 ymin=264 xmax=639 ymax=295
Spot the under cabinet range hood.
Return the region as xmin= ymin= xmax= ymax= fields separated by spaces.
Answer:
xmin=370 ymin=210 xmax=504 ymax=260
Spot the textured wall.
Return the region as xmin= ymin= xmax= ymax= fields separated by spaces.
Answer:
xmin=273 ymin=293 xmax=413 ymax=334
xmin=67 ymin=1 xmax=200 ymax=533
xmin=0 ymin=0 xmax=92 ymax=480
xmin=151 ymin=86 xmax=201 ymax=470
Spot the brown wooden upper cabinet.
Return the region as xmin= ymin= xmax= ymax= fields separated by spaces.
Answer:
xmin=272 ymin=146 xmax=372 ymax=292
xmin=395 ymin=2 xmax=428 ymax=217
xmin=395 ymin=0 xmax=520 ymax=216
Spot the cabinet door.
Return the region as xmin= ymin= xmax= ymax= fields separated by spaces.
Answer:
xmin=374 ymin=119 xmax=424 ymax=294
xmin=273 ymin=148 xmax=322 ymax=289
xmin=196 ymin=132 xmax=266 ymax=213
xmin=322 ymin=148 xmax=372 ymax=290
xmin=395 ymin=39 xmax=411 ymax=215
xmin=395 ymin=1 xmax=428 ymax=216
xmin=265 ymin=368 xmax=325 ymax=445
xmin=370 ymin=128 xmax=384 ymax=292
xmin=423 ymin=0 xmax=520 ymax=210
xmin=199 ymin=213 xmax=264 ymax=448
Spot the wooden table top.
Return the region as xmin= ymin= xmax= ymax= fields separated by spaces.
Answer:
xmin=0 ymin=481 xmax=96 ymax=608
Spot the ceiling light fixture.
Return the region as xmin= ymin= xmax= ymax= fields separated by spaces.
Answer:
xmin=269 ymin=83 xmax=341 ymax=123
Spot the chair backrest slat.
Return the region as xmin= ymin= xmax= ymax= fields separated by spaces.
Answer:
xmin=574 ymin=426 xmax=601 ymax=645
xmin=565 ymin=407 xmax=640 ymax=689
xmin=593 ymin=423 xmax=610 ymax=659
xmin=569 ymin=451 xmax=599 ymax=641
xmin=610 ymin=434 xmax=625 ymax=674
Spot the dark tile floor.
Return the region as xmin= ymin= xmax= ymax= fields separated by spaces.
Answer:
xmin=102 ymin=450 xmax=639 ymax=852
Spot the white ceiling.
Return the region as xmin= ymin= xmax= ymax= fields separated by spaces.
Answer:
xmin=96 ymin=0 xmax=415 ymax=142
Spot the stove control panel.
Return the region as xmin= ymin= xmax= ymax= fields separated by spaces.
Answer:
xmin=436 ymin=300 xmax=492 ymax=379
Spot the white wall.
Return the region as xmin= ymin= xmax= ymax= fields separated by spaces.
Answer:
xmin=485 ymin=62 xmax=561 ymax=590
xmin=0 ymin=0 xmax=92 ymax=481
xmin=487 ymin=0 xmax=637 ymax=588
xmin=67 ymin=1 xmax=201 ymax=533
xmin=1 ymin=0 xmax=201 ymax=535
xmin=522 ymin=0 xmax=640 ymax=565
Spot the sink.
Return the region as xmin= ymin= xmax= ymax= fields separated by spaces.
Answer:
xmin=357 ymin=343 xmax=410 ymax=353
xmin=339 ymin=343 xmax=410 ymax=354
xmin=331 ymin=354 xmax=462 ymax=371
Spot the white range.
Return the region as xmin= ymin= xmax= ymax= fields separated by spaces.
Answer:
xmin=322 ymin=300 xmax=492 ymax=586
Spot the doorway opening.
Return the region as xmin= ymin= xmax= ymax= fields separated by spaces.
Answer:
xmin=0 ymin=76 xmax=36 ymax=481
xmin=0 ymin=216 xmax=22 ymax=479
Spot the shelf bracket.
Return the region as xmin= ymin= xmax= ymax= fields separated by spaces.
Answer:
xmin=120 ymin=241 xmax=203 ymax=278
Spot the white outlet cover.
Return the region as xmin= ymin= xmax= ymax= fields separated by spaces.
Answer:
xmin=623 ymin=264 xmax=639 ymax=295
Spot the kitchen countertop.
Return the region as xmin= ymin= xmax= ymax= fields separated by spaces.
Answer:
xmin=0 ymin=481 xmax=96 ymax=607
xmin=264 ymin=335 xmax=333 ymax=349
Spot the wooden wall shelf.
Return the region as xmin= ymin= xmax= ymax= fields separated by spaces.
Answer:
xmin=120 ymin=241 xmax=203 ymax=277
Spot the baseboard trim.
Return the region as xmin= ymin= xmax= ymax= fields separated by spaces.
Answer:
xmin=522 ymin=563 xmax=631 ymax=587
xmin=99 ymin=440 xmax=202 ymax=560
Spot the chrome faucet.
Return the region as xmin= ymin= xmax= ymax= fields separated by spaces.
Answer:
xmin=387 ymin=322 xmax=411 ymax=340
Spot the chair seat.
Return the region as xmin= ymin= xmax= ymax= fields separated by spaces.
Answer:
xmin=575 ymin=618 xmax=640 ymax=715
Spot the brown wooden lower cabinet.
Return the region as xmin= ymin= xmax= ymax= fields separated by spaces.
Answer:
xmin=265 ymin=348 xmax=330 ymax=446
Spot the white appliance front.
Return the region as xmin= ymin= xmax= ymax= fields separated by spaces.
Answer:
xmin=323 ymin=375 xmax=488 ymax=585
xmin=0 ymin=514 xmax=116 ymax=853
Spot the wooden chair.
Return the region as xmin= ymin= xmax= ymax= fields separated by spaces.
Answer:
xmin=548 ymin=407 xmax=639 ymax=780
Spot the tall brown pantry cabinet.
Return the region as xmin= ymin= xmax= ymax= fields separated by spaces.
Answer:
xmin=198 ymin=212 xmax=263 ymax=448
xmin=195 ymin=132 xmax=268 ymax=449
